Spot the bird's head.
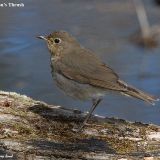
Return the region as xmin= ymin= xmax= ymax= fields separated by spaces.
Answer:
xmin=37 ymin=31 xmax=80 ymax=56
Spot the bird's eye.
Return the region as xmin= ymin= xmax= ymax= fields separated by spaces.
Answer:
xmin=54 ymin=38 xmax=61 ymax=44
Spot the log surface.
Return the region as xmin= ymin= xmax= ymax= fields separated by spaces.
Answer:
xmin=0 ymin=91 xmax=160 ymax=160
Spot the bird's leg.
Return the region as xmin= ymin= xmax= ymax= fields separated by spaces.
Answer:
xmin=75 ymin=98 xmax=102 ymax=132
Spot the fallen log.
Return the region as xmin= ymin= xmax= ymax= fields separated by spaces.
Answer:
xmin=0 ymin=91 xmax=160 ymax=160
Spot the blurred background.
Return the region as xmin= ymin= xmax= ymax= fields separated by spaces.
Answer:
xmin=0 ymin=0 xmax=160 ymax=124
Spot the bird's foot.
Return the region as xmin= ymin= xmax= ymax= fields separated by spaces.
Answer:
xmin=72 ymin=124 xmax=85 ymax=133
xmin=72 ymin=127 xmax=82 ymax=133
xmin=72 ymin=122 xmax=90 ymax=133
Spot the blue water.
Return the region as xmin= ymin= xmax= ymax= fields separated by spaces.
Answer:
xmin=0 ymin=0 xmax=160 ymax=124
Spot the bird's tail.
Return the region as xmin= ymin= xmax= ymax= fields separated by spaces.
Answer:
xmin=118 ymin=80 xmax=159 ymax=105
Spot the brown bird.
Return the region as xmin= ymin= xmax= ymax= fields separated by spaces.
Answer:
xmin=37 ymin=31 xmax=159 ymax=131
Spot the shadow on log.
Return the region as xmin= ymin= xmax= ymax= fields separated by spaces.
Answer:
xmin=0 ymin=91 xmax=160 ymax=159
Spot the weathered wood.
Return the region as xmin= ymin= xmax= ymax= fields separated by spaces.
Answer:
xmin=0 ymin=91 xmax=160 ymax=160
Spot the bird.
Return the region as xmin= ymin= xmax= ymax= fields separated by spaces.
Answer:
xmin=37 ymin=31 xmax=159 ymax=131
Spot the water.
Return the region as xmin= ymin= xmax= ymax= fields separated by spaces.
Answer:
xmin=0 ymin=0 xmax=160 ymax=124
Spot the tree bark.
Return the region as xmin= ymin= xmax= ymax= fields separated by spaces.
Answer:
xmin=0 ymin=91 xmax=160 ymax=160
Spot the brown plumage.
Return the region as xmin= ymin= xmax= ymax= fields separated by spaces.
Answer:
xmin=37 ymin=31 xmax=159 ymax=131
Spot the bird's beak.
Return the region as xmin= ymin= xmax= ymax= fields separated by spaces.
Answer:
xmin=37 ymin=36 xmax=48 ymax=41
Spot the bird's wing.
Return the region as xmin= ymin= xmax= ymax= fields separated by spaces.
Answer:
xmin=55 ymin=48 xmax=126 ymax=91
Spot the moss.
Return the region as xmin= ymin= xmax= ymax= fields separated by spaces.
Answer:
xmin=108 ymin=138 xmax=136 ymax=154
xmin=13 ymin=123 xmax=33 ymax=135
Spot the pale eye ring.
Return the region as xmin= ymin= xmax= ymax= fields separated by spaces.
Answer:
xmin=54 ymin=38 xmax=61 ymax=44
